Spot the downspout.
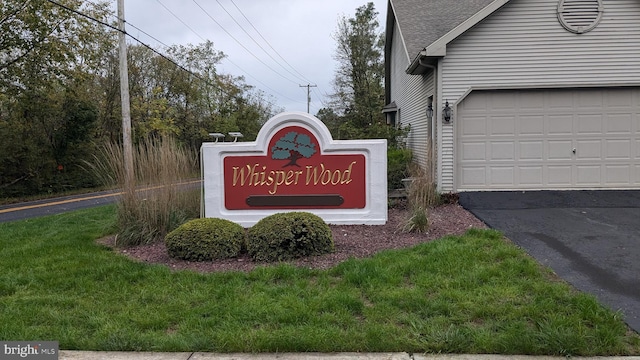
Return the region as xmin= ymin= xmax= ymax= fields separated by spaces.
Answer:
xmin=418 ymin=57 xmax=438 ymax=187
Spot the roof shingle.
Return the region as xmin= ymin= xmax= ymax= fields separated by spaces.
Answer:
xmin=390 ymin=0 xmax=497 ymax=56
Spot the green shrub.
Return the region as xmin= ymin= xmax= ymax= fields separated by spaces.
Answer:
xmin=387 ymin=148 xmax=412 ymax=190
xmin=165 ymin=218 xmax=245 ymax=261
xmin=247 ymin=212 xmax=334 ymax=262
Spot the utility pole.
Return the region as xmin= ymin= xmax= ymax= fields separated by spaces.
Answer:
xmin=118 ymin=0 xmax=134 ymax=192
xmin=299 ymin=84 xmax=317 ymax=113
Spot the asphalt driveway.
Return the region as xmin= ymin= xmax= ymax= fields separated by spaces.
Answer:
xmin=458 ymin=190 xmax=640 ymax=333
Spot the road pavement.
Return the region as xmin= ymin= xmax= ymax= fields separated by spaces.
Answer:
xmin=0 ymin=190 xmax=121 ymax=223
xmin=0 ymin=181 xmax=202 ymax=223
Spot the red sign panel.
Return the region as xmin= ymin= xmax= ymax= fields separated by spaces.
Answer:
xmin=223 ymin=126 xmax=366 ymax=210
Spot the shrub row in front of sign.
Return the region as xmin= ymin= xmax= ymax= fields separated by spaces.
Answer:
xmin=247 ymin=212 xmax=334 ymax=262
xmin=165 ymin=212 xmax=334 ymax=263
xmin=165 ymin=218 xmax=245 ymax=261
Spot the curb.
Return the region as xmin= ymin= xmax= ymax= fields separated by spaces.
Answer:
xmin=58 ymin=351 xmax=640 ymax=360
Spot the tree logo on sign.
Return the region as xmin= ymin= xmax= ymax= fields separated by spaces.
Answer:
xmin=271 ymin=131 xmax=317 ymax=167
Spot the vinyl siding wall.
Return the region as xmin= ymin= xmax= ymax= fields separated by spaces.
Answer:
xmin=389 ymin=20 xmax=436 ymax=171
xmin=438 ymin=0 xmax=640 ymax=191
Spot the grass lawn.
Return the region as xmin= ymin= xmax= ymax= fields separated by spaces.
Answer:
xmin=1 ymin=206 xmax=638 ymax=355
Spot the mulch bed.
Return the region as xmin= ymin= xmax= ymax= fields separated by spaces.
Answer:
xmin=98 ymin=202 xmax=486 ymax=273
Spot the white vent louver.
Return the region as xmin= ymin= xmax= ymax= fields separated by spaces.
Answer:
xmin=557 ymin=0 xmax=603 ymax=34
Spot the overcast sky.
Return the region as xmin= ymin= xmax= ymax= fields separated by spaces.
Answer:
xmin=118 ymin=0 xmax=388 ymax=115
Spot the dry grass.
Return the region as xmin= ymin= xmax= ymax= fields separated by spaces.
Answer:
xmin=402 ymin=140 xmax=438 ymax=233
xmin=406 ymin=162 xmax=439 ymax=210
xmin=88 ymin=137 xmax=199 ymax=245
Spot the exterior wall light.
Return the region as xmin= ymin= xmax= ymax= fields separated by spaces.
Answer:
xmin=442 ymin=100 xmax=452 ymax=123
xmin=426 ymin=104 xmax=433 ymax=119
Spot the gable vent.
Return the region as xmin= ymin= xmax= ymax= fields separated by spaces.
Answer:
xmin=557 ymin=0 xmax=603 ymax=34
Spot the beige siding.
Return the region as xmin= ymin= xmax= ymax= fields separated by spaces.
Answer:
xmin=405 ymin=74 xmax=435 ymax=170
xmin=438 ymin=0 xmax=640 ymax=191
xmin=389 ymin=21 xmax=435 ymax=171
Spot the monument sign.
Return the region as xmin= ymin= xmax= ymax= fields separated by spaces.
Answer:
xmin=201 ymin=112 xmax=387 ymax=227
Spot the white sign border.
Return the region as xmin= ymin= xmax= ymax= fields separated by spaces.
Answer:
xmin=201 ymin=111 xmax=387 ymax=227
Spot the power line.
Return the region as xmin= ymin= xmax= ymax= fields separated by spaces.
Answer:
xmin=152 ymin=0 xmax=299 ymax=104
xmin=155 ymin=0 xmax=207 ymax=43
xmin=46 ymin=0 xmax=304 ymax=109
xmin=46 ymin=0 xmax=119 ymax=33
xmin=126 ymin=21 xmax=173 ymax=50
xmin=227 ymin=0 xmax=314 ymax=85
xmin=0 ymin=0 xmax=32 ymax=26
xmin=47 ymin=0 xmax=287 ymax=110
xmin=44 ymin=0 xmax=226 ymax=96
xmin=226 ymin=0 xmax=330 ymax=102
xmin=191 ymin=0 xmax=300 ymax=85
xmin=221 ymin=61 xmax=300 ymax=104
xmin=212 ymin=0 xmax=310 ymax=85
xmin=225 ymin=0 xmax=329 ymax=105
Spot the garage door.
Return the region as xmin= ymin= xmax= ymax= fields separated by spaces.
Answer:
xmin=457 ymin=88 xmax=640 ymax=190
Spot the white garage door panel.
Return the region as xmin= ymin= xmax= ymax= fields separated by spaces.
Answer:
xmin=576 ymin=166 xmax=601 ymax=185
xmin=607 ymin=114 xmax=633 ymax=133
xmin=519 ymin=166 xmax=543 ymax=186
xmin=461 ymin=142 xmax=486 ymax=161
xmin=491 ymin=116 xmax=516 ymax=135
xmin=520 ymin=141 xmax=543 ymax=160
xmin=577 ymin=114 xmax=603 ymax=134
xmin=490 ymin=167 xmax=514 ymax=185
xmin=491 ymin=142 xmax=514 ymax=160
xmin=461 ymin=167 xmax=486 ymax=186
xmin=606 ymin=140 xmax=631 ymax=159
xmin=548 ymin=166 xmax=572 ymax=186
xmin=606 ymin=165 xmax=631 ymax=184
xmin=576 ymin=140 xmax=602 ymax=160
xmin=520 ymin=115 xmax=544 ymax=135
xmin=457 ymin=88 xmax=640 ymax=190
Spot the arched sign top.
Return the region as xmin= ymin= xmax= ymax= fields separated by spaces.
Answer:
xmin=254 ymin=111 xmax=336 ymax=153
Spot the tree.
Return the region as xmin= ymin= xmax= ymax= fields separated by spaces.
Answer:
xmin=0 ymin=0 xmax=112 ymax=196
xmin=125 ymin=42 xmax=276 ymax=149
xmin=329 ymin=2 xmax=385 ymax=139
xmin=316 ymin=107 xmax=341 ymax=137
xmin=0 ymin=1 xmax=280 ymax=197
xmin=271 ymin=132 xmax=317 ymax=167
xmin=0 ymin=0 xmax=113 ymax=95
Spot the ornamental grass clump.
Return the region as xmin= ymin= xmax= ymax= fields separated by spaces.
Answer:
xmin=402 ymin=206 xmax=430 ymax=233
xmin=165 ymin=218 xmax=245 ymax=261
xmin=87 ymin=137 xmax=199 ymax=246
xmin=247 ymin=212 xmax=334 ymax=262
xmin=401 ymin=140 xmax=438 ymax=233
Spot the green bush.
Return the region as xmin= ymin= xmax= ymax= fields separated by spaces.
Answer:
xmin=165 ymin=218 xmax=245 ymax=261
xmin=247 ymin=212 xmax=334 ymax=262
xmin=387 ymin=148 xmax=412 ymax=190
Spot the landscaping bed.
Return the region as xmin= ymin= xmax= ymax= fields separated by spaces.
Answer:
xmin=101 ymin=202 xmax=486 ymax=273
